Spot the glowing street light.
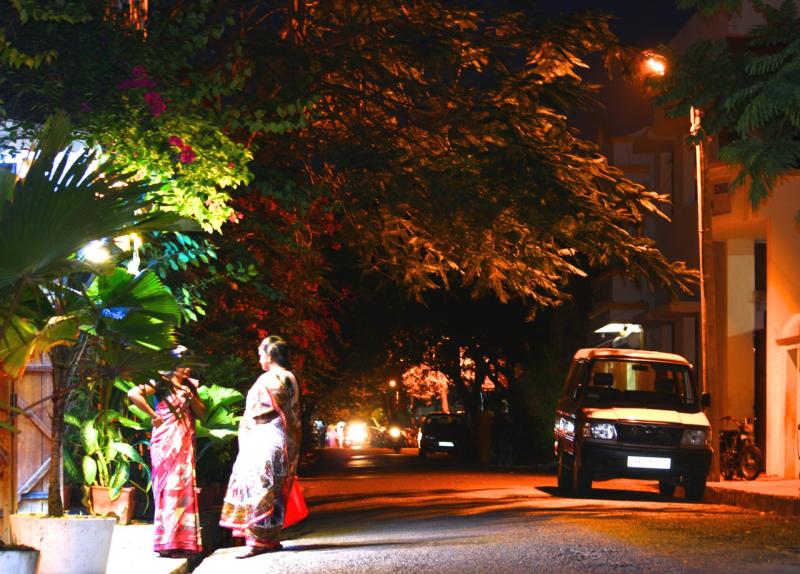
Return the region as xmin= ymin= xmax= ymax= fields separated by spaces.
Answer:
xmin=643 ymin=51 xmax=667 ymax=77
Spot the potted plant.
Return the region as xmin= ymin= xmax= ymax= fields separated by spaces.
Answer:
xmin=69 ymin=411 xmax=149 ymax=524
xmin=0 ymin=114 xmax=195 ymax=573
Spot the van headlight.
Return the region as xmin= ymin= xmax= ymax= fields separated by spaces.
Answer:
xmin=555 ymin=416 xmax=575 ymax=437
xmin=582 ymin=421 xmax=618 ymax=441
xmin=681 ymin=428 xmax=709 ymax=446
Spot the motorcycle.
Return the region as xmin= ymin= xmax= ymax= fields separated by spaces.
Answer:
xmin=719 ymin=416 xmax=762 ymax=481
xmin=386 ymin=425 xmax=404 ymax=453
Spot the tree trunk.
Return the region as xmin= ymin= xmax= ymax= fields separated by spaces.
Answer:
xmin=47 ymin=351 xmax=68 ymax=517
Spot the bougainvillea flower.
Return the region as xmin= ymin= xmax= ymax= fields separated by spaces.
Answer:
xmin=179 ymin=148 xmax=197 ymax=164
xmin=144 ymin=91 xmax=166 ymax=117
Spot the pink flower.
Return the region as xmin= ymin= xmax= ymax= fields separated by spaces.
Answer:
xmin=143 ymin=92 xmax=166 ymax=117
xmin=168 ymin=136 xmax=185 ymax=148
xmin=179 ymin=148 xmax=196 ymax=164
xmin=118 ymin=65 xmax=158 ymax=91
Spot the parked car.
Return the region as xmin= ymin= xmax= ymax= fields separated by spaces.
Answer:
xmin=418 ymin=412 xmax=469 ymax=458
xmin=554 ymin=348 xmax=712 ymax=501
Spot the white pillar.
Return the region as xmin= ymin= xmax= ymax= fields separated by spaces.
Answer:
xmin=724 ymin=239 xmax=756 ymax=419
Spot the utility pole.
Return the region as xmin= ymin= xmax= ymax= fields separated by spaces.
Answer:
xmin=691 ymin=106 xmax=720 ymax=481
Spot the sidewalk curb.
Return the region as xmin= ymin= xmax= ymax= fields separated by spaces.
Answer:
xmin=705 ymin=485 xmax=800 ymax=517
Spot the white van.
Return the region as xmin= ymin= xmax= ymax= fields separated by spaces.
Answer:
xmin=553 ymin=348 xmax=712 ymax=501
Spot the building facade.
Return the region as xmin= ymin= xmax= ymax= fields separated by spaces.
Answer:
xmin=596 ymin=2 xmax=799 ymax=477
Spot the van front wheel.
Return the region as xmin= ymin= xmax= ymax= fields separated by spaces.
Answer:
xmin=684 ymin=475 xmax=706 ymax=502
xmin=658 ymin=481 xmax=676 ymax=497
xmin=572 ymin=455 xmax=591 ymax=498
xmin=556 ymin=447 xmax=572 ymax=495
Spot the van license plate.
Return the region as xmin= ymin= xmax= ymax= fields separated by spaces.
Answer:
xmin=627 ymin=456 xmax=671 ymax=469
xmin=438 ymin=441 xmax=454 ymax=447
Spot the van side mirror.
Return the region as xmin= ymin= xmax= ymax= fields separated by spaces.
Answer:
xmin=701 ymin=392 xmax=711 ymax=409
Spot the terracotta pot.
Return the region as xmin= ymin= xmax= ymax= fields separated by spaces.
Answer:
xmin=90 ymin=485 xmax=136 ymax=525
xmin=0 ymin=546 xmax=40 ymax=574
xmin=10 ymin=514 xmax=115 ymax=574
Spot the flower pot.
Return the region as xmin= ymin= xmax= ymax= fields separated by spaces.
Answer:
xmin=10 ymin=514 xmax=115 ymax=574
xmin=0 ymin=545 xmax=40 ymax=574
xmin=90 ymin=485 xmax=136 ymax=524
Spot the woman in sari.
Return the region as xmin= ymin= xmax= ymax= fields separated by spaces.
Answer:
xmin=128 ymin=365 xmax=205 ymax=557
xmin=220 ymin=336 xmax=301 ymax=558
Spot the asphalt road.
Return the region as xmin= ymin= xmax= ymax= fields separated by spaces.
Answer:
xmin=195 ymin=448 xmax=800 ymax=574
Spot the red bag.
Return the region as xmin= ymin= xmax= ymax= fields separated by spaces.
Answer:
xmin=283 ymin=478 xmax=308 ymax=528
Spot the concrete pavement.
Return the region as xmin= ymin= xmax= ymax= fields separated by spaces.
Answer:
xmin=106 ymin=523 xmax=188 ymax=574
xmin=105 ymin=473 xmax=800 ymax=573
xmin=703 ymin=475 xmax=800 ymax=517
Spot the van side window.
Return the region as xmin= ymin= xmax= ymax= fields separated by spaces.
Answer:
xmin=563 ymin=360 xmax=589 ymax=399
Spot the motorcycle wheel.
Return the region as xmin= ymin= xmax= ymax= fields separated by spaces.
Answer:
xmin=738 ymin=444 xmax=762 ymax=480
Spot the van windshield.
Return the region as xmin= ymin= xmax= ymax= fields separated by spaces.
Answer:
xmin=583 ymin=359 xmax=698 ymax=409
xmin=425 ymin=415 xmax=464 ymax=427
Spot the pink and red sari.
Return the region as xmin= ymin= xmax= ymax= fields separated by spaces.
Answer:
xmin=150 ymin=382 xmax=203 ymax=554
xmin=219 ymin=368 xmax=300 ymax=548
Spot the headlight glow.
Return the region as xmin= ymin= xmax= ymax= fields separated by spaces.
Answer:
xmin=346 ymin=422 xmax=368 ymax=445
xmin=555 ymin=416 xmax=575 ymax=437
xmin=389 ymin=426 xmax=401 ymax=438
xmin=583 ymin=421 xmax=618 ymax=441
xmin=681 ymin=428 xmax=709 ymax=446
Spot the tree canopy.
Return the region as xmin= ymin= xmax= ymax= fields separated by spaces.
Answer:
xmin=230 ymin=1 xmax=694 ymax=304
xmin=2 ymin=1 xmax=698 ymax=412
xmin=656 ymin=0 xmax=800 ymax=213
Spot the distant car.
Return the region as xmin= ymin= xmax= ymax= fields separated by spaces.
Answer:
xmin=554 ymin=348 xmax=712 ymax=501
xmin=343 ymin=421 xmax=369 ymax=448
xmin=418 ymin=412 xmax=469 ymax=458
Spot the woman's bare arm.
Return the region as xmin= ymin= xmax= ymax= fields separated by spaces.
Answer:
xmin=128 ymin=383 xmax=163 ymax=427
xmin=182 ymin=378 xmax=206 ymax=419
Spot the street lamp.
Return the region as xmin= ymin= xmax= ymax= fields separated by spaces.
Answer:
xmin=643 ymin=52 xmax=720 ymax=479
xmin=388 ymin=379 xmax=400 ymax=407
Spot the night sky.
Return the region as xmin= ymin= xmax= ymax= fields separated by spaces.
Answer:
xmin=539 ymin=0 xmax=693 ymax=45
xmin=539 ymin=1 xmax=696 ymax=137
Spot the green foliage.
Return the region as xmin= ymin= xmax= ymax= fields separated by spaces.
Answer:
xmin=0 ymin=1 xmax=257 ymax=231
xmin=0 ymin=1 xmax=90 ymax=74
xmin=0 ymin=113 xmax=192 ymax=516
xmin=67 ymin=410 xmax=150 ymax=500
xmin=194 ymin=383 xmax=244 ymax=483
xmin=0 ymin=113 xmax=194 ymax=378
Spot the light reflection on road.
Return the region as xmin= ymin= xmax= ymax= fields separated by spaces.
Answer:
xmin=346 ymin=454 xmax=377 ymax=468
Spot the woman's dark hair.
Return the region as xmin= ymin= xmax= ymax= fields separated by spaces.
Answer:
xmin=259 ymin=335 xmax=291 ymax=369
